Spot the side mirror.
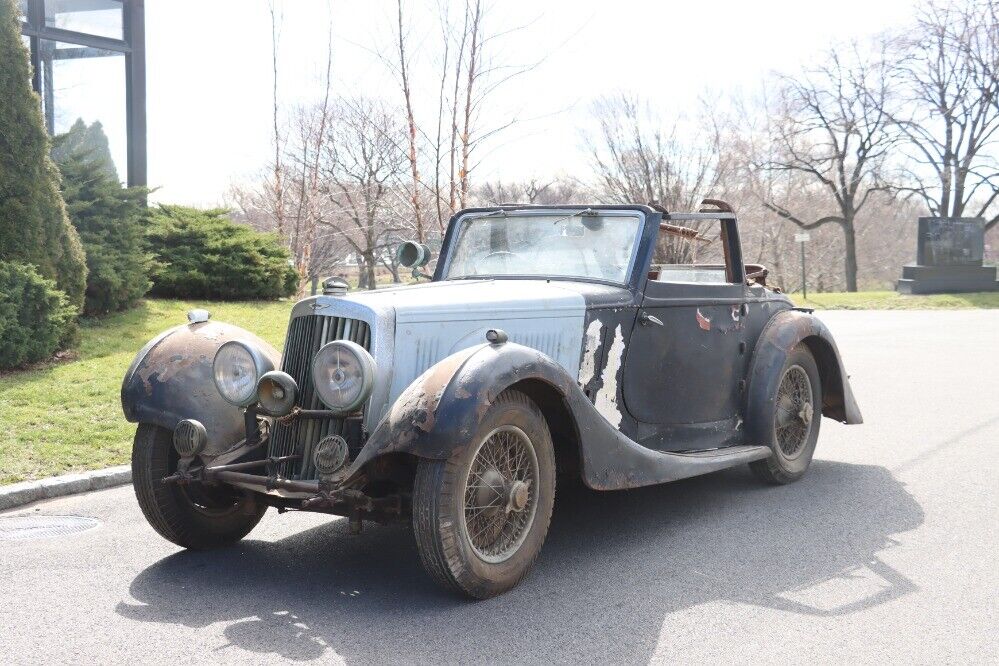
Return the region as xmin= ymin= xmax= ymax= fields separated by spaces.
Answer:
xmin=397 ymin=241 xmax=432 ymax=269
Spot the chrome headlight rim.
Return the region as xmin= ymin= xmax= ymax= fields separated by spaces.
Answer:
xmin=311 ymin=340 xmax=376 ymax=415
xmin=212 ymin=339 xmax=274 ymax=407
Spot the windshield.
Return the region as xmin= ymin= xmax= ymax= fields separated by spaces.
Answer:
xmin=444 ymin=211 xmax=642 ymax=283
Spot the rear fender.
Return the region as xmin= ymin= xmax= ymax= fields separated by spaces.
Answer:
xmin=120 ymin=319 xmax=280 ymax=454
xmin=746 ymin=309 xmax=863 ymax=447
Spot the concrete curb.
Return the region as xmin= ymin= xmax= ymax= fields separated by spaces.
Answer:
xmin=0 ymin=466 xmax=131 ymax=512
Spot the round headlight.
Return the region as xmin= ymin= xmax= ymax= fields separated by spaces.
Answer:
xmin=311 ymin=340 xmax=375 ymax=414
xmin=213 ymin=340 xmax=273 ymax=407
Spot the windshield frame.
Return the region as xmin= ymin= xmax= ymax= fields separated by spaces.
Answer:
xmin=437 ymin=207 xmax=648 ymax=288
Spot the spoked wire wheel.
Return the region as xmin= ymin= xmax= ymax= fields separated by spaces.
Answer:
xmin=460 ymin=425 xmax=540 ymax=564
xmin=773 ymin=364 xmax=814 ymax=459
xmin=413 ymin=389 xmax=555 ymax=598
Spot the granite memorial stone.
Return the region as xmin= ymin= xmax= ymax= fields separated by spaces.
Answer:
xmin=897 ymin=217 xmax=998 ymax=294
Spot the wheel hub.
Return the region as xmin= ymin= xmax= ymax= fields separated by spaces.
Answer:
xmin=774 ymin=364 xmax=814 ymax=457
xmin=462 ymin=425 xmax=540 ymax=563
xmin=506 ymin=480 xmax=530 ymax=513
xmin=474 ymin=469 xmax=507 ymax=513
xmin=798 ymin=401 xmax=813 ymax=425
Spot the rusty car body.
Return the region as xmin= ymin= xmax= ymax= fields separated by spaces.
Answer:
xmin=123 ymin=201 xmax=862 ymax=598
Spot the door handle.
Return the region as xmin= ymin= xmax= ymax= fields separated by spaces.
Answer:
xmin=639 ymin=311 xmax=664 ymax=327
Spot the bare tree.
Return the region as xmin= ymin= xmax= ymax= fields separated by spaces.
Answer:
xmin=754 ymin=46 xmax=896 ymax=292
xmin=476 ymin=177 xmax=580 ymax=205
xmin=887 ymin=0 xmax=999 ymax=229
xmin=395 ymin=0 xmax=425 ymax=243
xmin=317 ymin=98 xmax=409 ymax=290
xmin=587 ymin=95 xmax=724 ymax=263
xmin=458 ymin=0 xmax=483 ymax=209
xmin=268 ymin=1 xmax=286 ymax=238
xmin=413 ymin=1 xmax=539 ymax=231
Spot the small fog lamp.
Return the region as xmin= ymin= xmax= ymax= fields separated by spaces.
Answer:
xmin=256 ymin=370 xmax=298 ymax=417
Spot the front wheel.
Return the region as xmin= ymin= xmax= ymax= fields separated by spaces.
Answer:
xmin=750 ymin=345 xmax=823 ymax=485
xmin=131 ymin=423 xmax=267 ymax=549
xmin=412 ymin=390 xmax=556 ymax=599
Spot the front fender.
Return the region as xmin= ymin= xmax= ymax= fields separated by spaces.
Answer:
xmin=120 ymin=319 xmax=280 ymax=454
xmin=746 ymin=309 xmax=863 ymax=446
xmin=344 ymin=341 xmax=578 ymax=482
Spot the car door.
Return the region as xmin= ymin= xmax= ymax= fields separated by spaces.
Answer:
xmin=621 ymin=215 xmax=749 ymax=451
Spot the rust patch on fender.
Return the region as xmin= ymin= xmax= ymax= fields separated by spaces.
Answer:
xmin=386 ymin=346 xmax=478 ymax=436
xmin=136 ymin=352 xmax=198 ymax=395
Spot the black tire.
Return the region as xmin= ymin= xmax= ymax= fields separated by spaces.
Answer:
xmin=131 ymin=423 xmax=267 ymax=549
xmin=750 ymin=344 xmax=822 ymax=485
xmin=413 ymin=389 xmax=556 ymax=599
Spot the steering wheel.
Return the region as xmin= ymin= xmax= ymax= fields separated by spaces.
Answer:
xmin=481 ymin=250 xmax=523 ymax=271
xmin=484 ymin=250 xmax=520 ymax=261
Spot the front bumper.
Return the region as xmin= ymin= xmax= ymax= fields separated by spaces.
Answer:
xmin=162 ymin=409 xmax=407 ymax=525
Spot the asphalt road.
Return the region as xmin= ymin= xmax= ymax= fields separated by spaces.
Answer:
xmin=2 ymin=310 xmax=997 ymax=665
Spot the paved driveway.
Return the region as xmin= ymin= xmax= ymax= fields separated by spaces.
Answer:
xmin=1 ymin=310 xmax=997 ymax=664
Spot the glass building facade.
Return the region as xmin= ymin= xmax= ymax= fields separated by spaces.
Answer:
xmin=19 ymin=0 xmax=145 ymax=186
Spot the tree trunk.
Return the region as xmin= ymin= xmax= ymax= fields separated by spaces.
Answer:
xmin=362 ymin=252 xmax=377 ymax=290
xmin=397 ymin=0 xmax=424 ymax=242
xmin=842 ymin=222 xmax=858 ymax=292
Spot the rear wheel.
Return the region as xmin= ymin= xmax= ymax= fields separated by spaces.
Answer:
xmin=413 ymin=390 xmax=556 ymax=599
xmin=750 ymin=345 xmax=822 ymax=485
xmin=131 ymin=423 xmax=266 ymax=549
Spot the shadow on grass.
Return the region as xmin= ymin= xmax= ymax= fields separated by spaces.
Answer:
xmin=118 ymin=460 xmax=923 ymax=663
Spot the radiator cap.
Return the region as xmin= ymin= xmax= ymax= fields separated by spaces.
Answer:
xmin=322 ymin=277 xmax=349 ymax=296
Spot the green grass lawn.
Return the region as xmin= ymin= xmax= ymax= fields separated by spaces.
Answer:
xmin=2 ymin=288 xmax=998 ymax=485
xmin=0 ymin=298 xmax=293 ymax=485
xmin=790 ymin=290 xmax=999 ymax=310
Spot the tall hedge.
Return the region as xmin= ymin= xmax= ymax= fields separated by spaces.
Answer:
xmin=0 ymin=0 xmax=87 ymax=312
xmin=147 ymin=205 xmax=299 ymax=300
xmin=54 ymin=124 xmax=151 ymax=315
xmin=0 ymin=262 xmax=77 ymax=369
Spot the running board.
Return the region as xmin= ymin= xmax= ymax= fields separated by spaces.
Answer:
xmin=649 ymin=444 xmax=772 ymax=481
xmin=583 ymin=442 xmax=773 ymax=490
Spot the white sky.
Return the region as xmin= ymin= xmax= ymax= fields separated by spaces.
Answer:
xmin=144 ymin=0 xmax=921 ymax=206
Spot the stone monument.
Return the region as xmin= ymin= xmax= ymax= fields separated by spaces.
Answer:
xmin=897 ymin=217 xmax=998 ymax=294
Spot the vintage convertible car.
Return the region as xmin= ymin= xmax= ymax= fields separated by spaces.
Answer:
xmin=122 ymin=200 xmax=862 ymax=598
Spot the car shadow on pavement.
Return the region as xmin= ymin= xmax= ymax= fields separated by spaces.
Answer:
xmin=117 ymin=460 xmax=923 ymax=663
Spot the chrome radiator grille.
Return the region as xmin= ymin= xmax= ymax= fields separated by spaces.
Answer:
xmin=268 ymin=314 xmax=371 ymax=480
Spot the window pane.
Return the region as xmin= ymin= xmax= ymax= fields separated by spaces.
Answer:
xmin=45 ymin=0 xmax=123 ymax=40
xmin=649 ymin=222 xmax=729 ymax=284
xmin=18 ymin=1 xmax=28 ymax=21
xmin=446 ymin=213 xmax=642 ymax=284
xmin=39 ymin=39 xmax=127 ymax=182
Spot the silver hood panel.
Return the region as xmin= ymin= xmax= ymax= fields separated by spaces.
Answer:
xmin=296 ymin=280 xmax=586 ymax=422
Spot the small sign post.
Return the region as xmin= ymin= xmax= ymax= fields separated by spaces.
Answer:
xmin=794 ymin=232 xmax=811 ymax=299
